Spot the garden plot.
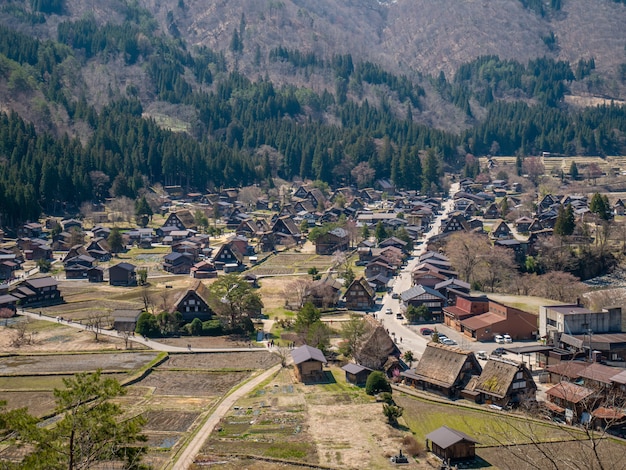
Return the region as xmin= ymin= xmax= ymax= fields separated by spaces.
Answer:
xmin=249 ymin=253 xmax=334 ymax=276
xmin=143 ymin=410 xmax=201 ymax=433
xmin=0 ymin=391 xmax=55 ymax=417
xmin=135 ymin=370 xmax=251 ymax=396
xmin=162 ymin=352 xmax=280 ymax=371
xmin=0 ymin=352 xmax=158 ymax=375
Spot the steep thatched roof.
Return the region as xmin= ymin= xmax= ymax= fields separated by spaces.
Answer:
xmin=412 ymin=343 xmax=480 ymax=388
xmin=355 ymin=315 xmax=400 ymax=370
xmin=169 ymin=280 xmax=212 ymax=313
xmin=471 ymin=358 xmax=534 ymax=399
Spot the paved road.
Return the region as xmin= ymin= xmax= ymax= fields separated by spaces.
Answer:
xmin=375 ymin=183 xmax=459 ymax=360
xmin=16 ymin=309 xmax=269 ymax=353
xmin=173 ymin=363 xmax=282 ymax=469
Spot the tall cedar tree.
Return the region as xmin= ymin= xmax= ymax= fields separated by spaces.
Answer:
xmin=554 ymin=203 xmax=575 ymax=236
xmin=0 ymin=371 xmax=147 ymax=470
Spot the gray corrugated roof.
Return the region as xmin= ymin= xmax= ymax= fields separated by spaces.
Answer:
xmin=341 ymin=363 xmax=370 ymax=374
xmin=291 ymin=345 xmax=327 ymax=365
xmin=425 ymin=426 xmax=478 ymax=449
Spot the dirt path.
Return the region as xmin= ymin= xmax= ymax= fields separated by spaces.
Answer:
xmin=171 ymin=363 xmax=282 ymax=469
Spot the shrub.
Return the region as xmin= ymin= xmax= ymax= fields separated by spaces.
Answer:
xmin=365 ymin=371 xmax=391 ymax=395
xmin=188 ymin=317 xmax=203 ymax=336
xmin=383 ymin=403 xmax=404 ymax=426
xmin=202 ymin=319 xmax=223 ymax=336
xmin=379 ymin=392 xmax=394 ymax=405
xmin=402 ymin=435 xmax=424 ymax=457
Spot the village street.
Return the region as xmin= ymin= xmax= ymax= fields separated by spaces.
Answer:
xmin=376 ymin=182 xmax=458 ymax=360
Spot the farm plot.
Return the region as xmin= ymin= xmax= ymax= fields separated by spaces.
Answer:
xmin=135 ymin=370 xmax=251 ymax=396
xmin=249 ymin=253 xmax=334 ymax=276
xmin=0 ymin=352 xmax=158 ymax=375
xmin=143 ymin=410 xmax=201 ymax=433
xmin=0 ymin=391 xmax=55 ymax=417
xmin=162 ymin=352 xmax=280 ymax=371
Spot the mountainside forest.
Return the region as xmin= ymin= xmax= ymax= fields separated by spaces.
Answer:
xmin=1 ymin=0 xmax=626 ymax=225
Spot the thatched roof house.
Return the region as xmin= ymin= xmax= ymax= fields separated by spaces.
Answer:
xmin=465 ymin=358 xmax=536 ymax=407
xmin=401 ymin=342 xmax=481 ymax=398
xmin=355 ymin=315 xmax=401 ymax=371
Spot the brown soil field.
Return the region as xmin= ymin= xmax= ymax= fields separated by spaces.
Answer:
xmin=199 ymin=367 xmax=428 ymax=470
xmin=157 ymin=335 xmax=255 ymax=349
xmin=0 ymin=391 xmax=55 ymax=417
xmin=0 ymin=321 xmax=139 ymax=353
xmin=478 ymin=439 xmax=626 ymax=470
xmin=143 ymin=410 xmax=201 ymax=433
xmin=136 ymin=370 xmax=251 ymax=396
xmin=142 ymin=395 xmax=215 ymax=411
xmin=161 ymin=352 xmax=280 ymax=371
xmin=0 ymin=352 xmax=158 ymax=375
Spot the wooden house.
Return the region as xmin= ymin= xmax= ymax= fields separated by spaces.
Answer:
xmin=163 ymin=210 xmax=197 ymax=230
xmin=483 ymin=203 xmax=501 ymax=220
xmin=163 ymin=252 xmax=195 ymax=274
xmin=314 ymin=227 xmax=349 ymax=255
xmin=379 ymin=236 xmax=408 ymax=253
xmin=490 ymin=220 xmax=512 ymax=239
xmin=64 ymin=254 xmax=96 ymax=279
xmin=170 ymin=280 xmax=214 ymax=322
xmin=291 ymin=345 xmax=327 ymax=382
xmin=304 ymin=278 xmax=342 ymax=309
xmin=400 ymin=285 xmax=447 ymax=320
xmin=191 ymin=260 xmax=217 ymax=279
xmin=11 ymin=276 xmax=63 ymax=306
xmin=86 ymin=238 xmax=112 ymax=261
xmin=515 ymin=216 xmax=534 ymax=233
xmin=87 ymin=266 xmax=105 ymax=283
xmin=425 ymin=426 xmax=478 ymax=463
xmin=364 ymin=260 xmax=395 ymax=280
xmin=546 ymin=382 xmax=595 ymax=424
xmin=213 ymin=242 xmax=244 ymax=270
xmin=109 ymin=263 xmax=137 ymax=286
xmin=401 ymin=343 xmax=482 ymax=398
xmin=342 ymin=363 xmax=373 ymax=385
xmin=355 ymin=315 xmax=401 ymax=371
xmin=465 ymin=358 xmax=536 ymax=407
xmin=439 ymin=213 xmax=470 ymax=234
xmin=112 ymin=309 xmax=142 ymax=332
xmin=344 ymin=277 xmax=376 ymax=310
xmin=271 ymin=216 xmax=302 ymax=244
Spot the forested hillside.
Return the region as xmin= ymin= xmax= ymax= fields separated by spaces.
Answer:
xmin=0 ymin=0 xmax=626 ymax=225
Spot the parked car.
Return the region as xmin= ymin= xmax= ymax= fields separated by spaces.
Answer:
xmin=476 ymin=351 xmax=488 ymax=360
xmin=420 ymin=328 xmax=433 ymax=336
xmin=442 ymin=338 xmax=457 ymax=346
xmin=503 ymin=334 xmax=512 ymax=343
xmin=392 ymin=292 xmax=400 ymax=299
xmin=385 ymin=308 xmax=392 ymax=314
xmin=492 ymin=347 xmax=506 ymax=356
xmin=396 ymin=313 xmax=403 ymax=320
xmin=494 ymin=334 xmax=505 ymax=344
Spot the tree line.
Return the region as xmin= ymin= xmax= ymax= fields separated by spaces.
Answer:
xmin=1 ymin=13 xmax=626 ymax=225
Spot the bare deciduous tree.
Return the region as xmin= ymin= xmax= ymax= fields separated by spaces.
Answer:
xmin=106 ymin=196 xmax=135 ymax=223
xmin=444 ymin=232 xmax=491 ymax=284
xmin=238 ymin=185 xmax=264 ymax=209
xmin=10 ymin=318 xmax=36 ymax=347
xmin=283 ymin=278 xmax=312 ymax=310
xmin=539 ymin=271 xmax=585 ymax=302
xmin=477 ymin=245 xmax=517 ymax=292
xmin=86 ymin=312 xmax=111 ymax=341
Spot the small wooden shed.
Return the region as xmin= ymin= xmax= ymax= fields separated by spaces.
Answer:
xmin=341 ymin=363 xmax=372 ymax=385
xmin=425 ymin=425 xmax=478 ymax=463
xmin=292 ymin=345 xmax=327 ymax=383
